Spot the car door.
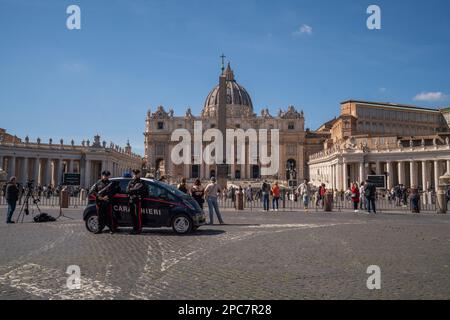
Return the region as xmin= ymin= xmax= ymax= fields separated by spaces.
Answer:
xmin=143 ymin=183 xmax=177 ymax=226
xmin=112 ymin=179 xmax=132 ymax=226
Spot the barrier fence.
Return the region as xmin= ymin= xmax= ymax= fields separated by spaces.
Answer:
xmin=218 ymin=190 xmax=437 ymax=213
xmin=0 ymin=190 xmax=438 ymax=213
xmin=0 ymin=193 xmax=87 ymax=208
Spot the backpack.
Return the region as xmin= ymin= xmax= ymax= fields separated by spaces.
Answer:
xmin=33 ymin=213 xmax=56 ymax=223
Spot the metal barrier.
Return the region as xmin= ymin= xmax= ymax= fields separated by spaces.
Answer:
xmin=0 ymin=191 xmax=437 ymax=212
xmin=217 ymin=191 xmax=437 ymax=213
xmin=0 ymin=194 xmax=88 ymax=208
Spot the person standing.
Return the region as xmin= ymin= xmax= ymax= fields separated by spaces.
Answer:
xmin=245 ymin=184 xmax=253 ymax=203
xmin=318 ymin=183 xmax=327 ymax=208
xmin=89 ymin=171 xmax=118 ymax=234
xmin=5 ymin=176 xmax=19 ymax=224
xmin=297 ymin=179 xmax=310 ymax=212
xmin=177 ymin=178 xmax=188 ymax=194
xmin=190 ymin=179 xmax=205 ymax=209
xmin=351 ymin=182 xmax=360 ymax=213
xmin=204 ymin=177 xmax=225 ymax=225
xmin=127 ymin=169 xmax=148 ymax=234
xmin=261 ymin=180 xmax=271 ymax=211
xmin=364 ymin=179 xmax=377 ymax=214
xmin=271 ymin=182 xmax=280 ymax=212
xmin=359 ymin=181 xmax=367 ymax=210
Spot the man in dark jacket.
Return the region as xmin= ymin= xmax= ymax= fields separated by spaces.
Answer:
xmin=127 ymin=169 xmax=148 ymax=234
xmin=88 ymin=171 xmax=118 ymax=234
xmin=5 ymin=176 xmax=19 ymax=224
xmin=365 ymin=180 xmax=377 ymax=214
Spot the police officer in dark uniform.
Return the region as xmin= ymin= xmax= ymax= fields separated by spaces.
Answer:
xmin=89 ymin=171 xmax=118 ymax=234
xmin=127 ymin=169 xmax=148 ymax=234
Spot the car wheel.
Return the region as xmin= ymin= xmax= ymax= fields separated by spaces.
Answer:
xmin=172 ymin=214 xmax=193 ymax=235
xmin=85 ymin=212 xmax=104 ymax=234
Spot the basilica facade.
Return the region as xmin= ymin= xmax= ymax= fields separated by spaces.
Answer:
xmin=144 ymin=63 xmax=325 ymax=184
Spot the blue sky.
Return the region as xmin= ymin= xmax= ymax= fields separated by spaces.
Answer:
xmin=1 ymin=0 xmax=450 ymax=155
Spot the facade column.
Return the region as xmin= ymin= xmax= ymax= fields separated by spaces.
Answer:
xmin=422 ymin=161 xmax=429 ymax=191
xmin=376 ymin=161 xmax=382 ymax=175
xmin=434 ymin=160 xmax=440 ymax=189
xmin=184 ymin=164 xmax=190 ymax=179
xmin=45 ymin=159 xmax=52 ymax=186
xmin=359 ymin=162 xmax=365 ymax=184
xmin=342 ymin=162 xmax=348 ymax=191
xmin=69 ymin=160 xmax=74 ymax=173
xmin=0 ymin=155 xmax=4 ymax=169
xmin=398 ymin=161 xmax=405 ymax=185
xmin=336 ymin=163 xmax=343 ymax=191
xmin=21 ymin=157 xmax=29 ymax=184
xmin=410 ymin=161 xmax=417 ymax=188
xmin=85 ymin=160 xmax=91 ymax=187
xmin=9 ymin=156 xmax=16 ymax=179
xmin=447 ymin=160 xmax=450 ymax=174
xmin=33 ymin=158 xmax=40 ymax=184
xmin=386 ymin=161 xmax=393 ymax=190
xmin=57 ymin=159 xmax=63 ymax=186
xmin=330 ymin=165 xmax=335 ymax=190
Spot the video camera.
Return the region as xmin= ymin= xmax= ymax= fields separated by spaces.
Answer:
xmin=26 ymin=179 xmax=34 ymax=189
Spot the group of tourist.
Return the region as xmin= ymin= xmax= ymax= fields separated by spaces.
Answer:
xmin=348 ymin=180 xmax=377 ymax=214
xmin=176 ymin=177 xmax=225 ymax=225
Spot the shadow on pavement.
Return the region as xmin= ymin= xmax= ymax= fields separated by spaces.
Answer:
xmin=105 ymin=228 xmax=227 ymax=237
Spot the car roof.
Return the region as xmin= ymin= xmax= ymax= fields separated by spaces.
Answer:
xmin=110 ymin=177 xmax=156 ymax=183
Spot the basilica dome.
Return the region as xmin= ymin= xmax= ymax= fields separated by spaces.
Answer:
xmin=202 ymin=63 xmax=254 ymax=118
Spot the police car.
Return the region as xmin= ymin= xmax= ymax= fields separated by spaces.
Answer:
xmin=83 ymin=178 xmax=206 ymax=235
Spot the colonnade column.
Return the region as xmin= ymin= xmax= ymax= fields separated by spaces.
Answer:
xmin=342 ymin=162 xmax=348 ymax=191
xmin=359 ymin=162 xmax=365 ymax=184
xmin=45 ymin=159 xmax=52 ymax=186
xmin=421 ymin=161 xmax=429 ymax=191
xmin=398 ymin=161 xmax=405 ymax=185
xmin=386 ymin=161 xmax=393 ymax=190
xmin=376 ymin=161 xmax=382 ymax=175
xmin=434 ymin=160 xmax=440 ymax=189
xmin=9 ymin=156 xmax=16 ymax=179
xmin=330 ymin=165 xmax=335 ymax=189
xmin=85 ymin=160 xmax=91 ymax=187
xmin=336 ymin=163 xmax=342 ymax=191
xmin=33 ymin=158 xmax=40 ymax=184
xmin=22 ymin=157 xmax=29 ymax=183
xmin=57 ymin=159 xmax=63 ymax=185
xmin=410 ymin=161 xmax=418 ymax=188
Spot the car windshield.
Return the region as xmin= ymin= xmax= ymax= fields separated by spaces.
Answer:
xmin=154 ymin=180 xmax=189 ymax=198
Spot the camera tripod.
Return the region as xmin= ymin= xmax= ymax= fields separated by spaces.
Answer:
xmin=16 ymin=188 xmax=42 ymax=223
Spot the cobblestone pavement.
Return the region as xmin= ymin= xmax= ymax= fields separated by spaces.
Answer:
xmin=0 ymin=206 xmax=449 ymax=300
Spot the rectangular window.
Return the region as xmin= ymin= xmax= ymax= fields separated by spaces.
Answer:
xmin=288 ymin=123 xmax=295 ymax=130
xmin=157 ymin=122 xmax=164 ymax=130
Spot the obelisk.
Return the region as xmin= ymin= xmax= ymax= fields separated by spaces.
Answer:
xmin=216 ymin=61 xmax=228 ymax=190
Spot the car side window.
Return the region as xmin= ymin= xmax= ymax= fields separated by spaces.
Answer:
xmin=147 ymin=184 xmax=177 ymax=201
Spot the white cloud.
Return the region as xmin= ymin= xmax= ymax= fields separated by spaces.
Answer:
xmin=413 ymin=91 xmax=449 ymax=102
xmin=293 ymin=24 xmax=313 ymax=36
